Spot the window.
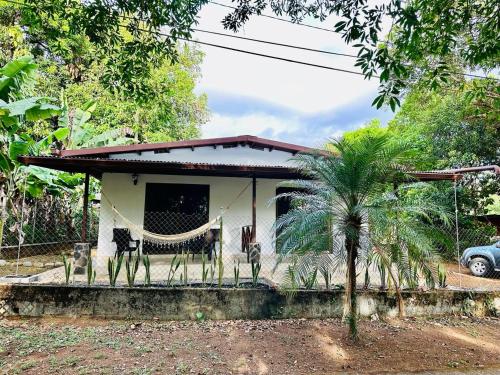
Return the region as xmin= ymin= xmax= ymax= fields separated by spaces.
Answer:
xmin=143 ymin=183 xmax=209 ymax=254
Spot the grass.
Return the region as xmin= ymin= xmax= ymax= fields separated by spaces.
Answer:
xmin=1 ymin=326 xmax=98 ymax=356
xmin=2 ymin=317 xmax=499 ymax=374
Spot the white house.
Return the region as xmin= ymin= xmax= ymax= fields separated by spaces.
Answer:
xmin=20 ymin=135 xmax=314 ymax=263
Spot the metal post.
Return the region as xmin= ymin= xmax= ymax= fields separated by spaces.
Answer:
xmin=31 ymin=199 xmax=37 ymax=244
xmin=453 ymin=176 xmax=461 ymax=288
xmin=82 ymin=173 xmax=90 ymax=242
xmin=251 ymin=175 xmax=256 ymax=242
xmin=15 ymin=174 xmax=27 ymax=276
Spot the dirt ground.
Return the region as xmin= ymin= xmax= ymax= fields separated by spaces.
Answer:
xmin=445 ymin=262 xmax=500 ymax=290
xmin=1 ymin=317 xmax=499 ymax=375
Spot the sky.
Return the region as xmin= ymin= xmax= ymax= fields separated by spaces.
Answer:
xmin=191 ymin=2 xmax=394 ymax=147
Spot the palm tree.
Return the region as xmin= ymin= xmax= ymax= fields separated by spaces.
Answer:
xmin=274 ymin=134 xmax=449 ymax=339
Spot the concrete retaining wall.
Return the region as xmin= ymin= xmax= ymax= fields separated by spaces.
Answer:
xmin=0 ymin=284 xmax=499 ymax=320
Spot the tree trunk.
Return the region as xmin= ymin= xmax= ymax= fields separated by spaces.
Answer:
xmin=0 ymin=185 xmax=6 ymax=257
xmin=345 ymin=236 xmax=358 ymax=340
xmin=387 ymin=266 xmax=405 ymax=318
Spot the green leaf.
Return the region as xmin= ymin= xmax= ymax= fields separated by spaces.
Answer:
xmin=389 ymin=97 xmax=396 ymax=112
xmin=0 ymin=152 xmax=13 ymax=172
xmin=0 ymin=56 xmax=36 ymax=78
xmin=82 ymin=100 xmax=97 ymax=112
xmin=9 ymin=140 xmax=29 ymax=162
xmin=53 ymin=127 xmax=70 ymax=141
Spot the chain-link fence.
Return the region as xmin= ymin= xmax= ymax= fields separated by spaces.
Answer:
xmin=0 ymin=201 xmax=98 ymax=282
xmin=1 ymin=204 xmax=499 ymax=291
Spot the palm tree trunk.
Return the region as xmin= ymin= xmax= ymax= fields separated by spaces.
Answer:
xmin=387 ymin=266 xmax=405 ymax=318
xmin=345 ymin=237 xmax=358 ymax=340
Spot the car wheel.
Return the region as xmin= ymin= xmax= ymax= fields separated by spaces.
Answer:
xmin=469 ymin=258 xmax=491 ymax=277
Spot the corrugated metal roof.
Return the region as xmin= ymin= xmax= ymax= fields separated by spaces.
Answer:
xmin=58 ymin=135 xmax=315 ymax=158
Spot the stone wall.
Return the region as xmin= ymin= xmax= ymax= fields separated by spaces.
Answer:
xmin=0 ymin=284 xmax=499 ymax=320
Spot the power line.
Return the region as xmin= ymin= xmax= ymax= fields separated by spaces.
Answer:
xmin=208 ymin=0 xmax=338 ymax=34
xmin=207 ymin=1 xmax=499 ymax=82
xmin=3 ymin=0 xmax=499 ymax=81
xmin=192 ymin=28 xmax=358 ymax=58
xmin=142 ymin=27 xmax=374 ymax=77
xmin=0 ymin=0 xmax=371 ymax=77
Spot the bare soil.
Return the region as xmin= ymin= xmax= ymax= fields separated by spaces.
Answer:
xmin=445 ymin=262 xmax=500 ymax=290
xmin=1 ymin=316 xmax=499 ymax=374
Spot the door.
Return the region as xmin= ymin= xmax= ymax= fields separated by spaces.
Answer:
xmin=275 ymin=187 xmax=300 ymax=254
xmin=143 ymin=183 xmax=210 ymax=254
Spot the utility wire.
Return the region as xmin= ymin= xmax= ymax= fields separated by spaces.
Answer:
xmin=2 ymin=0 xmax=499 ymax=81
xmin=0 ymin=0 xmax=371 ymax=77
xmin=138 ymin=26 xmax=374 ymax=77
xmin=192 ymin=28 xmax=358 ymax=58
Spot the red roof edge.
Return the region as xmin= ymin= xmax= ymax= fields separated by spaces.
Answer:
xmin=60 ymin=135 xmax=314 ymax=158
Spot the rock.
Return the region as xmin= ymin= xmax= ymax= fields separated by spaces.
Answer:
xmin=34 ymin=262 xmax=44 ymax=268
xmin=370 ymin=313 xmax=379 ymax=321
xmin=44 ymin=262 xmax=55 ymax=268
xmin=0 ymin=260 xmax=6 ymax=266
xmin=54 ymin=261 xmax=64 ymax=267
xmin=22 ymin=261 xmax=33 ymax=267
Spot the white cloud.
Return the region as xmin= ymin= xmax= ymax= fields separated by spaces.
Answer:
xmin=193 ymin=1 xmax=394 ymax=145
xmin=194 ymin=3 xmax=381 ymax=114
xmin=202 ymin=112 xmax=301 ymax=138
xmin=201 ymin=112 xmax=370 ymax=147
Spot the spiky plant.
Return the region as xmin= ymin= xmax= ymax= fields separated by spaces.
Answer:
xmin=369 ymin=183 xmax=451 ymax=316
xmin=87 ymin=257 xmax=96 ymax=286
xmin=300 ymin=267 xmax=318 ymax=290
xmin=437 ymin=264 xmax=447 ymax=288
xmin=201 ymin=252 xmax=209 ymax=287
xmin=319 ymin=264 xmax=332 ymax=290
xmin=251 ymin=261 xmax=261 ymax=287
xmin=233 ymin=260 xmax=240 ymax=288
xmin=209 ymin=263 xmax=215 ymax=286
xmin=108 ymin=254 xmax=124 ymax=287
xmin=125 ymin=256 xmax=140 ymax=287
xmin=273 ymin=134 xmax=449 ymax=340
xmin=166 ymin=254 xmax=181 ymax=287
xmin=62 ymin=255 xmax=72 ymax=285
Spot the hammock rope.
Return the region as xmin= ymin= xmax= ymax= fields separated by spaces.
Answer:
xmin=102 ymin=180 xmax=253 ymax=246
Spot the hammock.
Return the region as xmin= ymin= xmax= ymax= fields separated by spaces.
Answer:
xmin=110 ymin=203 xmax=220 ymax=246
xmin=101 ymin=180 xmax=251 ymax=246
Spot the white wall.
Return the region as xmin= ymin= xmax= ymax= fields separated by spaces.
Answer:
xmin=97 ymin=173 xmax=284 ymax=258
xmin=108 ymin=144 xmax=296 ymax=167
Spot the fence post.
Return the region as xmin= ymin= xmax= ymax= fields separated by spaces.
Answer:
xmin=82 ymin=173 xmax=90 ymax=242
xmin=15 ymin=173 xmax=28 ymax=276
xmin=453 ymin=177 xmax=461 ymax=288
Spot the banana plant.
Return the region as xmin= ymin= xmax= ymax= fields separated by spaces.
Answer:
xmin=0 ymin=57 xmax=68 ymax=252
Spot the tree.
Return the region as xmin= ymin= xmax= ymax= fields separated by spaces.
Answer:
xmin=388 ymin=87 xmax=499 ymax=216
xmin=0 ymin=56 xmax=74 ymax=250
xmin=0 ymin=2 xmax=209 ymax=144
xmin=274 ymin=134 xmax=449 ymax=338
xmin=221 ymin=0 xmax=499 ymax=110
xmin=6 ymin=0 xmax=497 ymax=110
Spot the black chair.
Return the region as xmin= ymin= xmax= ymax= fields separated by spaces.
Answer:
xmin=112 ymin=228 xmax=140 ymax=260
xmin=205 ymin=228 xmax=220 ymax=261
